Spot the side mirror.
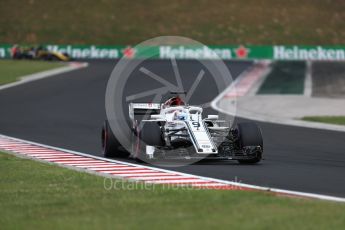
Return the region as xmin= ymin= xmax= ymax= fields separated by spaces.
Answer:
xmin=151 ymin=114 xmax=165 ymax=120
xmin=207 ymin=115 xmax=219 ymax=120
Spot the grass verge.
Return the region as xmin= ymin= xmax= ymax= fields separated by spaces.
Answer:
xmin=302 ymin=116 xmax=345 ymax=126
xmin=0 ymin=0 xmax=344 ymax=45
xmin=258 ymin=61 xmax=306 ymax=94
xmin=0 ymin=60 xmax=65 ymax=85
xmin=1 ymin=152 xmax=345 ymax=229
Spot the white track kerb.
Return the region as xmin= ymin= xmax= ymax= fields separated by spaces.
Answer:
xmin=1 ymin=134 xmax=345 ymax=203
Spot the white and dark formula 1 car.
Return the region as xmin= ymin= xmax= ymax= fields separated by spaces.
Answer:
xmin=102 ymin=95 xmax=263 ymax=164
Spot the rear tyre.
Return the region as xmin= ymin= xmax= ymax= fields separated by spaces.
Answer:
xmin=236 ymin=122 xmax=263 ymax=164
xmin=102 ymin=120 xmax=129 ymax=158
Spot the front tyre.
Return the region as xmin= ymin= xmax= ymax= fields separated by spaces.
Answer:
xmin=236 ymin=122 xmax=263 ymax=164
xmin=140 ymin=122 xmax=164 ymax=146
xmin=101 ymin=120 xmax=129 ymax=158
xmin=133 ymin=122 xmax=163 ymax=162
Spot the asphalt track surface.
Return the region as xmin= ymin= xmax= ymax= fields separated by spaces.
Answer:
xmin=1 ymin=60 xmax=345 ymax=197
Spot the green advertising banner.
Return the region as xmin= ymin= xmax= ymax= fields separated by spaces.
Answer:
xmin=1 ymin=44 xmax=345 ymax=60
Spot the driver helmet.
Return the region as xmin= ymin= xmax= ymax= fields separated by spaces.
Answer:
xmin=164 ymin=96 xmax=185 ymax=107
xmin=175 ymin=111 xmax=187 ymax=121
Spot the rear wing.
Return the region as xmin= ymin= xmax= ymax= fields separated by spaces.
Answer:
xmin=129 ymin=103 xmax=161 ymax=120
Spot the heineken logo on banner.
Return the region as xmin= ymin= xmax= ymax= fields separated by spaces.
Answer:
xmin=47 ymin=45 xmax=120 ymax=59
xmin=159 ymin=46 xmax=233 ymax=59
xmin=0 ymin=47 xmax=5 ymax=58
xmin=121 ymin=46 xmax=136 ymax=58
xmin=274 ymin=46 xmax=345 ymax=60
xmin=235 ymin=45 xmax=250 ymax=59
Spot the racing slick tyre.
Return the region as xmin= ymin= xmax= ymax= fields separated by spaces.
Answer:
xmin=140 ymin=122 xmax=164 ymax=146
xmin=102 ymin=120 xmax=129 ymax=158
xmin=51 ymin=55 xmax=60 ymax=61
xmin=236 ymin=122 xmax=263 ymax=164
xmin=132 ymin=122 xmax=163 ymax=162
